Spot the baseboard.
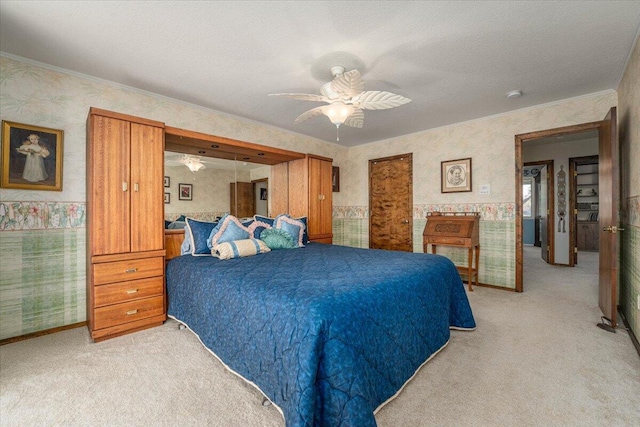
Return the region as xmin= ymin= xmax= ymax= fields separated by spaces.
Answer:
xmin=474 ymin=282 xmax=517 ymax=292
xmin=618 ymin=306 xmax=640 ymax=357
xmin=0 ymin=322 xmax=87 ymax=346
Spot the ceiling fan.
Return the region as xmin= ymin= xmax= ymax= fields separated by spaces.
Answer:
xmin=269 ymin=66 xmax=411 ymax=141
xmin=165 ymin=153 xmax=223 ymax=173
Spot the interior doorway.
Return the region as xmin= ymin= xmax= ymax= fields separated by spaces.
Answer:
xmin=514 ymin=108 xmax=618 ymax=327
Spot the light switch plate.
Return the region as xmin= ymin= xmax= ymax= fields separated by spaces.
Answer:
xmin=479 ymin=184 xmax=491 ymax=195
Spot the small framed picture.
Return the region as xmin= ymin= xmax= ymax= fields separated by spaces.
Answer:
xmin=164 ymin=192 xmax=170 ymax=204
xmin=260 ymin=188 xmax=268 ymax=200
xmin=164 ymin=176 xmax=170 ymax=187
xmin=1 ymin=120 xmax=64 ymax=191
xmin=178 ymin=183 xmax=192 ymax=200
xmin=441 ymin=158 xmax=472 ymax=193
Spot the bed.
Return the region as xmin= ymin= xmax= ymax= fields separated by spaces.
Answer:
xmin=166 ymin=243 xmax=475 ymax=427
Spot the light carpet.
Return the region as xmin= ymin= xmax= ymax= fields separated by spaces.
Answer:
xmin=1 ymin=246 xmax=639 ymax=426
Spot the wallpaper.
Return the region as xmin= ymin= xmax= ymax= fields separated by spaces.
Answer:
xmin=617 ymin=38 xmax=640 ymax=335
xmin=0 ymin=51 xmax=636 ymax=340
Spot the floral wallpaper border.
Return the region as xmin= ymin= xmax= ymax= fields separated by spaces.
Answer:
xmin=334 ymin=203 xmax=516 ymax=221
xmin=0 ymin=202 xmax=85 ymax=231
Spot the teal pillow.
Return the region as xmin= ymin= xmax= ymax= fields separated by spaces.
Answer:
xmin=260 ymin=228 xmax=297 ymax=249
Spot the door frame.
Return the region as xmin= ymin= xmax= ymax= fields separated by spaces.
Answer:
xmin=515 ymin=121 xmax=603 ymax=292
xmin=524 ymin=159 xmax=554 ymax=264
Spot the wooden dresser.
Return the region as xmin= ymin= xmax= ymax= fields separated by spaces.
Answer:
xmin=423 ymin=212 xmax=480 ymax=291
xmin=87 ymin=108 xmax=166 ymax=342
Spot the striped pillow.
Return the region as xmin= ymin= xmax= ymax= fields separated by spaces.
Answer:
xmin=211 ymin=238 xmax=270 ymax=260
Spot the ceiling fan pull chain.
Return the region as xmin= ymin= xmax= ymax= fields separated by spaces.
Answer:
xmin=336 ymin=124 xmax=340 ymax=142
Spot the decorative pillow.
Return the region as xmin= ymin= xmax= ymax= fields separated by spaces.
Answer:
xmin=260 ymin=228 xmax=297 ymax=249
xmin=274 ymin=214 xmax=305 ymax=247
xmin=255 ymin=215 xmax=308 ymax=245
xmin=207 ymin=214 xmax=251 ymax=248
xmin=176 ymin=215 xmax=186 ymax=221
xmin=212 ymin=238 xmax=270 ymax=260
xmin=246 ymin=220 xmax=272 ymax=239
xmin=185 ymin=218 xmax=219 ymax=256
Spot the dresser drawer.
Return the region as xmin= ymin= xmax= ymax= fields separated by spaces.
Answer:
xmin=93 ymin=257 xmax=163 ymax=285
xmin=94 ymin=277 xmax=164 ymax=307
xmin=93 ymin=296 xmax=164 ymax=330
xmin=425 ymin=236 xmax=468 ymax=246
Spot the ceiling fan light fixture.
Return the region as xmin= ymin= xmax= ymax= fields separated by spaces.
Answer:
xmin=322 ymin=102 xmax=353 ymax=126
xmin=180 ymin=154 xmax=206 ymax=173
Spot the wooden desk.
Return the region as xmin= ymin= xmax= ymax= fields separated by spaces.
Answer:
xmin=423 ymin=212 xmax=480 ymax=291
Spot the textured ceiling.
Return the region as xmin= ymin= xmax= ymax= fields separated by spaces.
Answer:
xmin=1 ymin=1 xmax=639 ymax=147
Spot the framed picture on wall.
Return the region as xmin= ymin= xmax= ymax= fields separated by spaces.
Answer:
xmin=441 ymin=158 xmax=472 ymax=193
xmin=178 ymin=183 xmax=192 ymax=200
xmin=332 ymin=166 xmax=340 ymax=192
xmin=260 ymin=188 xmax=268 ymax=200
xmin=164 ymin=192 xmax=170 ymax=204
xmin=0 ymin=120 xmax=64 ymax=191
xmin=164 ymin=176 xmax=170 ymax=187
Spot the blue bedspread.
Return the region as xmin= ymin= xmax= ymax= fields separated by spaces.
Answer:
xmin=167 ymin=243 xmax=475 ymax=427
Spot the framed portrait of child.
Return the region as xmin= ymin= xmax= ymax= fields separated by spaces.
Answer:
xmin=1 ymin=121 xmax=64 ymax=191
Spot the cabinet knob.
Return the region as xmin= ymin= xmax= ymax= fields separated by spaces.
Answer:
xmin=126 ymin=309 xmax=138 ymax=316
xmin=125 ymin=268 xmax=138 ymax=273
xmin=122 ymin=182 xmax=128 ymax=192
xmin=126 ymin=289 xmax=139 ymax=294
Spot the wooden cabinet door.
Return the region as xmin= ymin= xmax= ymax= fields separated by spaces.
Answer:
xmin=308 ymin=157 xmax=333 ymax=238
xmin=90 ymin=115 xmax=131 ymax=256
xmin=130 ymin=123 xmax=164 ymax=253
xmin=320 ymin=159 xmax=333 ymax=236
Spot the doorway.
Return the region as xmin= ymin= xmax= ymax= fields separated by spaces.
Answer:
xmin=523 ymin=160 xmax=554 ymax=264
xmin=369 ymin=153 xmax=413 ymax=251
xmin=514 ymin=108 xmax=619 ymax=326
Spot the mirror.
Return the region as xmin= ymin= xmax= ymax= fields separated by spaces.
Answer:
xmin=164 ymin=152 xmax=270 ymax=221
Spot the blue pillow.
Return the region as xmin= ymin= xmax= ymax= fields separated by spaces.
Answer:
xmin=185 ymin=218 xmax=219 ymax=256
xmin=260 ymin=228 xmax=297 ymax=249
xmin=207 ymin=214 xmax=251 ymax=248
xmin=274 ymin=214 xmax=305 ymax=247
xmin=255 ymin=215 xmax=307 ymax=245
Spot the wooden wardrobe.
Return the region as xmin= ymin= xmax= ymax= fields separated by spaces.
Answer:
xmin=86 ymin=108 xmax=166 ymax=342
xmin=273 ymin=154 xmax=333 ymax=243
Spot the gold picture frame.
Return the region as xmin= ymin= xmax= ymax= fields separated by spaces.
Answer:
xmin=441 ymin=157 xmax=471 ymax=193
xmin=1 ymin=120 xmax=63 ymax=191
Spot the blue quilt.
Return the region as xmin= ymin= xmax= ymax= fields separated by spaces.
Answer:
xmin=167 ymin=243 xmax=475 ymax=427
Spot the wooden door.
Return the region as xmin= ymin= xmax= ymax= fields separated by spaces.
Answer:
xmin=539 ymin=165 xmax=549 ymax=263
xmin=89 ymin=115 xmax=131 ymax=256
xmin=230 ymin=182 xmax=255 ymax=218
xmin=598 ymin=107 xmax=619 ymax=327
xmin=309 ymin=157 xmax=332 ymax=237
xmin=130 ymin=123 xmax=164 ymax=253
xmin=369 ymin=154 xmax=413 ymax=251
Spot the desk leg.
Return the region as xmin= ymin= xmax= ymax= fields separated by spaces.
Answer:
xmin=467 ymin=247 xmax=473 ymax=291
xmin=475 ymin=245 xmax=480 ymax=287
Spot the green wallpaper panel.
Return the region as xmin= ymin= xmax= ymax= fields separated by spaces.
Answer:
xmin=620 ymin=224 xmax=639 ymax=337
xmin=0 ymin=229 xmax=86 ymax=340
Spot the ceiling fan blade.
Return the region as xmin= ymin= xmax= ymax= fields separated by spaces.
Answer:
xmin=269 ymin=93 xmax=329 ymax=102
xmin=294 ymin=106 xmax=326 ymax=124
xmin=343 ymin=108 xmax=364 ymax=128
xmin=352 ymin=91 xmax=411 ymax=110
xmin=330 ymin=69 xmax=365 ymax=99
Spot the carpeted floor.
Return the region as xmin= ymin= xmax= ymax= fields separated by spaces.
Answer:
xmin=1 ymin=246 xmax=639 ymax=426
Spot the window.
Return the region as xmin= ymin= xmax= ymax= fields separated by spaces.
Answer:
xmin=523 ymin=178 xmax=533 ymax=218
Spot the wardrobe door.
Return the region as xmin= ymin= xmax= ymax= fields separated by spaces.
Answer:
xmin=130 ymin=123 xmax=164 ymax=253
xmin=320 ymin=159 xmax=333 ymax=236
xmin=308 ymin=157 xmax=324 ymax=238
xmin=90 ymin=115 xmax=131 ymax=256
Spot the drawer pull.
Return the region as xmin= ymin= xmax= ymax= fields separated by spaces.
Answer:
xmin=126 ymin=309 xmax=138 ymax=316
xmin=126 ymin=289 xmax=139 ymax=294
xmin=125 ymin=268 xmax=138 ymax=273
